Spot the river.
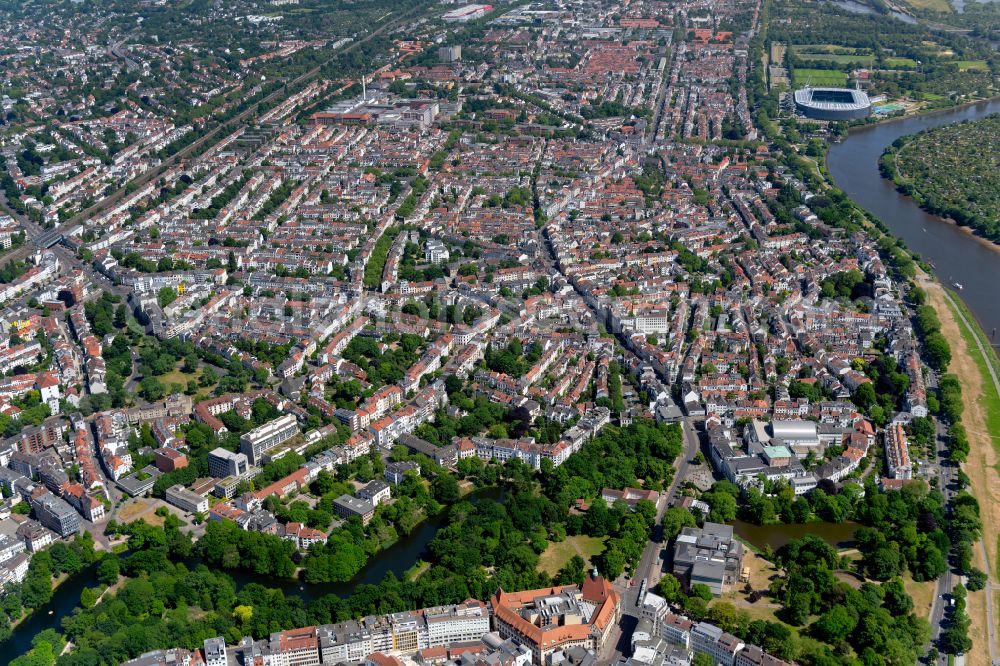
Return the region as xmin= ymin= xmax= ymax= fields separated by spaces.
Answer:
xmin=827 ymin=97 xmax=1000 ymax=339
xmin=0 ymin=486 xmax=503 ymax=666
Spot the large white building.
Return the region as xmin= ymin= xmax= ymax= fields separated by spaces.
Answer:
xmin=240 ymin=414 xmax=300 ymax=464
xmin=316 ymin=601 xmax=491 ymax=663
xmin=441 ymin=4 xmax=493 ymax=22
xmin=165 ymin=484 xmax=209 ymax=514
xmin=203 ymin=638 xmax=227 ymax=666
xmin=208 ymin=447 xmax=249 ymax=478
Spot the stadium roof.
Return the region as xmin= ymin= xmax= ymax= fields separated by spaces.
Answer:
xmin=793 ymin=87 xmax=871 ymax=112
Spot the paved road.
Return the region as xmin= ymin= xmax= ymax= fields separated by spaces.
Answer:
xmin=600 ymin=418 xmax=702 ymax=664
xmin=929 ymin=421 xmax=956 ymax=664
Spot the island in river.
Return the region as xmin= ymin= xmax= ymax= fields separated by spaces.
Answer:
xmin=879 ymin=113 xmax=1000 ymax=244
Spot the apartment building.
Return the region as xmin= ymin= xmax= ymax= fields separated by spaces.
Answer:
xmin=273 ymin=626 xmax=321 ymax=666
xmin=690 ymin=623 xmax=744 ymax=666
xmin=240 ymin=414 xmax=299 ymax=464
xmin=884 ymin=423 xmax=912 ymax=480
xmin=31 ymin=492 xmax=81 ymax=537
xmin=317 ymin=601 xmax=491 ymax=663
xmin=203 ymin=637 xmax=227 ymax=666
xmin=0 ymin=534 xmax=26 ymax=564
xmin=16 ymin=520 xmax=55 ymax=552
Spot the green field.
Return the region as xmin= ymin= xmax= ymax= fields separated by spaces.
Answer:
xmin=954 ymin=60 xmax=988 ymax=71
xmin=791 ymin=68 xmax=848 ymax=87
xmin=945 ymin=291 xmax=1000 ymax=450
xmin=902 ymin=0 xmax=953 ymax=12
xmin=793 ymin=44 xmax=868 ymax=54
xmin=798 ymin=53 xmax=873 ymax=65
xmin=538 ymin=535 xmax=607 ymax=576
xmin=885 ymin=57 xmax=919 ymax=69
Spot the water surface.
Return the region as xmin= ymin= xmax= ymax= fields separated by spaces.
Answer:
xmin=828 ymin=97 xmax=1000 ymax=341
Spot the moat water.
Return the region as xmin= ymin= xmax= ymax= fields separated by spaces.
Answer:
xmin=0 ymin=486 xmax=504 ymax=665
xmin=732 ymin=519 xmax=861 ymax=550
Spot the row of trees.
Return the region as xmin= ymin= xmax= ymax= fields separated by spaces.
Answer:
xmin=910 ymin=288 xmax=983 ymax=657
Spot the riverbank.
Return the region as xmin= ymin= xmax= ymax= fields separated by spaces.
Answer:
xmin=877 ymin=174 xmax=1000 ymax=261
xmin=918 ymin=272 xmax=1000 ymax=666
xmin=878 ymin=114 xmax=1000 ymax=256
xmin=8 ymin=571 xmax=70 ymax=631
xmin=845 ymin=93 xmax=1000 ymax=134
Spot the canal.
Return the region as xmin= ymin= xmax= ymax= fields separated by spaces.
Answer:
xmin=0 ymin=486 xmax=504 ymax=666
xmin=827 ymin=97 xmax=1000 ymax=339
xmin=732 ymin=519 xmax=861 ymax=551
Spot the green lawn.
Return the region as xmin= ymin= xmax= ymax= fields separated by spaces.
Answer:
xmin=538 ymin=535 xmax=607 ymax=576
xmin=902 ymin=0 xmax=952 ymax=11
xmin=793 ymin=44 xmax=870 ymax=54
xmin=791 ymin=45 xmax=874 ymax=66
xmin=791 ymin=68 xmax=848 ymax=87
xmin=884 ymin=57 xmax=919 ymax=69
xmin=954 ymin=60 xmax=988 ymax=71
